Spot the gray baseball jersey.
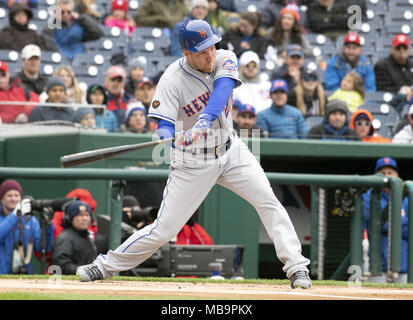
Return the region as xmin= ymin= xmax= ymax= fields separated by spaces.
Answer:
xmin=148 ymin=49 xmax=241 ymax=148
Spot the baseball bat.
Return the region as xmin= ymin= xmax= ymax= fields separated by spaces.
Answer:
xmin=60 ymin=138 xmax=174 ymax=168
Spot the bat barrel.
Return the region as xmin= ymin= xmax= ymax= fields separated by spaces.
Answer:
xmin=60 ymin=138 xmax=174 ymax=168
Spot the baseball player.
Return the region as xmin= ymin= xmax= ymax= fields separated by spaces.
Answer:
xmin=77 ymin=20 xmax=312 ymax=289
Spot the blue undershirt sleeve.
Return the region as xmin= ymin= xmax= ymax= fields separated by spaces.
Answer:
xmin=157 ymin=119 xmax=175 ymax=140
xmin=198 ymin=77 xmax=236 ymax=122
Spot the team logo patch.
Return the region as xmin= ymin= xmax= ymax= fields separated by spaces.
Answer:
xmin=222 ymin=57 xmax=238 ymax=71
xmin=152 ymin=100 xmax=160 ymax=109
xmin=79 ymin=205 xmax=87 ymax=212
xmin=198 ymin=28 xmax=207 ymax=39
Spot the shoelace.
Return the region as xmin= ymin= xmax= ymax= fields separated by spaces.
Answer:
xmin=85 ymin=265 xmax=103 ymax=281
xmin=294 ymin=270 xmax=309 ymax=280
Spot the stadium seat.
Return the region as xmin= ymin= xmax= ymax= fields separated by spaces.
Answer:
xmin=129 ymin=37 xmax=167 ymax=56
xmin=305 ymin=116 xmax=324 ymax=131
xmin=306 ymin=33 xmax=336 ymax=58
xmin=0 ymin=49 xmax=20 ymax=75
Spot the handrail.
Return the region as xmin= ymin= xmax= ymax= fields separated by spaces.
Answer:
xmin=0 ymin=167 xmax=403 ymax=278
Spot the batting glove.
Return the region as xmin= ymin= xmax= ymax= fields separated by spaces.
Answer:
xmin=192 ymin=117 xmax=212 ymax=139
xmin=14 ymin=198 xmax=32 ymax=217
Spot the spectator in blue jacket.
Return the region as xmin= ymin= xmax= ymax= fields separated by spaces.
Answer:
xmin=362 ymin=157 xmax=409 ymax=283
xmin=0 ymin=179 xmax=54 ymax=274
xmin=256 ymin=78 xmax=307 ymax=139
xmin=324 ymin=32 xmax=376 ymax=92
xmin=42 ymin=0 xmax=103 ymax=60
xmin=170 ymin=0 xmax=210 ymax=57
xmin=86 ymin=84 xmax=118 ymax=133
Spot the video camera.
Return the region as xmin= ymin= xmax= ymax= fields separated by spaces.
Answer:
xmin=122 ymin=206 xmax=159 ymax=230
xmin=26 ymin=196 xmax=77 ymax=225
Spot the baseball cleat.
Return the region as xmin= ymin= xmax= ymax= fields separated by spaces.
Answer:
xmin=290 ymin=270 xmax=312 ymax=289
xmin=76 ymin=263 xmax=104 ymax=282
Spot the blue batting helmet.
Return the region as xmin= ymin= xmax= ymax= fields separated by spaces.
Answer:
xmin=178 ymin=19 xmax=222 ymax=52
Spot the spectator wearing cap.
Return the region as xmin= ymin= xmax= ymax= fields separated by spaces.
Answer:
xmin=119 ymin=101 xmax=150 ymax=134
xmin=221 ymin=10 xmax=269 ymax=59
xmin=13 ymin=44 xmax=48 ymax=96
xmin=328 ymin=71 xmax=365 ymax=112
xmin=132 ymin=77 xmax=158 ymax=131
xmin=287 ymin=63 xmax=326 ymax=117
xmin=236 ymin=103 xmax=266 ymax=138
xmin=271 ymin=44 xmax=305 ymax=91
xmin=307 ymin=99 xmax=361 ymax=140
xmin=0 ymin=60 xmax=39 ymax=123
xmin=105 ymin=65 xmax=132 ymax=127
xmin=256 ymin=79 xmax=307 ymax=139
xmin=233 ymin=51 xmax=272 ymax=113
xmin=207 ymin=0 xmax=229 ymax=35
xmin=133 ymin=0 xmax=189 ymax=30
xmin=0 ymin=2 xmax=58 ymax=52
xmin=73 ymin=107 xmax=96 ymax=129
xmin=41 ymin=0 xmax=103 ymax=60
xmin=0 ymin=179 xmax=54 ymax=274
xmin=29 ymin=77 xmax=75 ymax=123
xmin=362 ymin=157 xmax=409 ymax=284
xmin=125 ymin=57 xmax=146 ymax=96
xmin=86 ymin=84 xmax=118 ymax=133
xmin=374 ymin=34 xmax=413 ymax=103
xmin=104 ymin=0 xmax=136 ymax=37
xmin=392 ymin=105 xmax=413 ymax=144
xmin=52 ymin=200 xmax=97 ymax=275
xmin=170 ymin=0 xmax=211 ymax=57
xmin=265 ymin=4 xmax=313 ymax=67
xmin=349 ymin=109 xmax=391 ymax=143
xmin=324 ymin=32 xmax=376 ymax=92
xmin=307 ymin=0 xmax=349 ymax=41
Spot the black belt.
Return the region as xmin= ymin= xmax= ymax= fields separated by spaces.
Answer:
xmin=185 ymin=138 xmax=232 ymax=159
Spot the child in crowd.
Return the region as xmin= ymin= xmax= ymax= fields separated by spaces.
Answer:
xmin=86 ymin=84 xmax=118 ymax=133
xmin=104 ymin=0 xmax=136 ymax=36
xmin=328 ymin=71 xmax=364 ymax=113
xmin=73 ymin=107 xmax=96 ymax=129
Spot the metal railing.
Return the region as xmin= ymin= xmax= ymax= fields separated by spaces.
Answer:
xmin=0 ymin=167 xmax=406 ymax=281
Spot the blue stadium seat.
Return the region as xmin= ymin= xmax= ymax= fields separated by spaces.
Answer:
xmin=0 ymin=49 xmax=21 ymax=75
xmin=129 ymin=38 xmax=166 ymax=56
xmin=306 ymin=33 xmax=336 ymax=58
xmin=371 ymin=113 xmax=398 ymax=138
xmin=305 ymin=116 xmax=324 ymax=131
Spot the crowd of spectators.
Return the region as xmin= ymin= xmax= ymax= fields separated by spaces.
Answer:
xmin=0 ymin=0 xmax=411 ymax=144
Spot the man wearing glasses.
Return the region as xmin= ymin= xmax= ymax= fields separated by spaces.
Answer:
xmin=42 ymin=0 xmax=103 ymax=60
xmin=349 ymin=109 xmax=391 ymax=143
xmin=104 ymin=65 xmax=132 ymax=128
xmin=374 ymin=34 xmax=413 ymax=104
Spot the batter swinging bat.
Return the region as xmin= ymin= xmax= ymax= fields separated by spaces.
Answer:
xmin=60 ymin=138 xmax=174 ymax=168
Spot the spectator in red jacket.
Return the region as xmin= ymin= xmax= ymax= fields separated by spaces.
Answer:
xmin=0 ymin=60 xmax=39 ymax=123
xmin=104 ymin=65 xmax=132 ymax=127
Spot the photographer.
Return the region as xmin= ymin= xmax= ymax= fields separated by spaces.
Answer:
xmin=52 ymin=200 xmax=97 ymax=275
xmin=0 ymin=179 xmax=54 ymax=274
